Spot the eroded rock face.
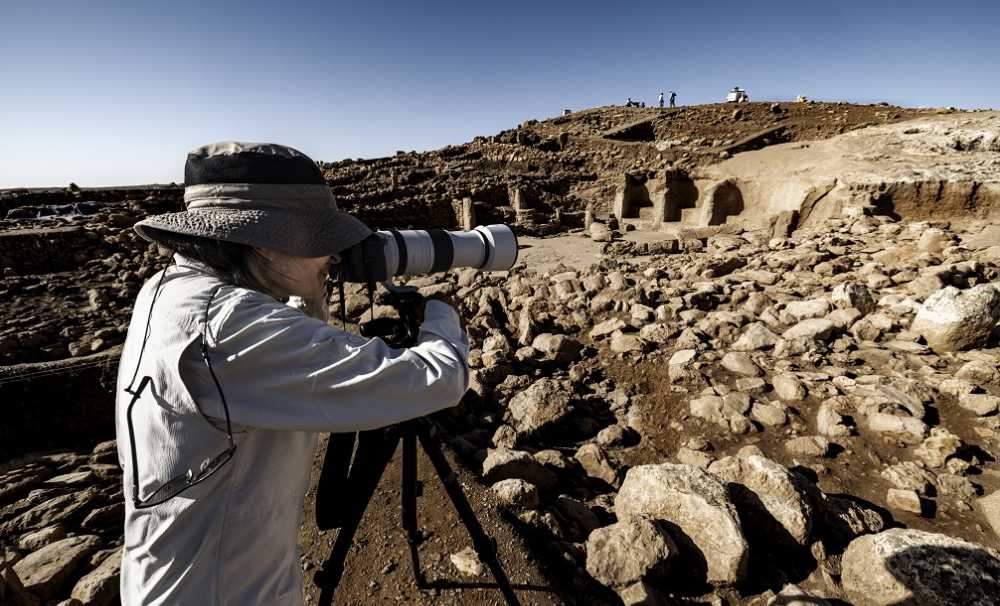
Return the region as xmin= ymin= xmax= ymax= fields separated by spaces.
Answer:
xmin=614 ymin=463 xmax=748 ymax=586
xmin=841 ymin=528 xmax=1000 ymax=606
xmin=910 ymin=285 xmax=1000 ymax=352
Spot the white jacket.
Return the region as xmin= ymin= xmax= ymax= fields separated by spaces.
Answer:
xmin=115 ymin=256 xmax=469 ymax=605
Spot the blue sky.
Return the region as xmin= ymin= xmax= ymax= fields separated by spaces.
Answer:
xmin=1 ymin=0 xmax=997 ymax=188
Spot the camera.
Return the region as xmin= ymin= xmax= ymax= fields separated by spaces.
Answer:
xmin=339 ymin=224 xmax=518 ymax=284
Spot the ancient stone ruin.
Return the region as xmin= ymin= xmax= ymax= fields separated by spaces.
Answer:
xmin=2 ymin=102 xmax=1000 ymax=605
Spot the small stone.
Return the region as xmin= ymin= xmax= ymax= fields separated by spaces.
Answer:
xmin=731 ymin=322 xmax=781 ymax=351
xmin=784 ymin=436 xmax=831 ymax=457
xmin=886 ymin=489 xmax=923 ymax=514
xmin=979 ymin=490 xmax=1000 ymax=539
xmin=785 ymin=299 xmax=831 ymax=321
xmin=817 ymin=401 xmax=852 ymax=437
xmin=610 ymin=331 xmax=646 ymax=354
xmin=617 ymin=580 xmax=672 ymax=606
xmin=832 ymin=282 xmax=876 ymax=315
xmin=958 ymin=393 xmax=1000 ymax=416
xmin=482 ymin=448 xmax=557 ymax=490
xmin=491 ymin=479 xmax=539 ymax=510
xmin=914 ymin=428 xmax=962 ymax=468
xmin=531 ymin=333 xmax=583 ymax=363
xmin=575 ymin=443 xmax=620 ymax=485
xmin=690 ymin=396 xmax=725 ymax=425
xmin=590 ymin=318 xmax=627 ymax=339
xmin=881 ymin=462 xmax=935 ymax=495
xmin=507 ymin=378 xmax=573 ymax=437
xmin=676 ymin=447 xmax=714 ymax=469
xmin=721 ymin=352 xmax=762 ymax=377
xmin=782 ymin=318 xmax=837 ymax=341
xmin=450 ymin=547 xmax=484 ymax=577
xmin=596 ymin=424 xmax=631 ymax=448
xmin=772 ymin=373 xmax=807 ymax=401
xmin=957 ymin=360 xmax=1000 ymax=384
xmin=768 ymin=584 xmax=831 ymax=606
xmin=751 ymin=402 xmax=788 ymax=427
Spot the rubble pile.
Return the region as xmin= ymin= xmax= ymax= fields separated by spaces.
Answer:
xmin=0 ymin=441 xmax=123 ymax=606
xmin=436 ymin=209 xmax=1000 ymax=604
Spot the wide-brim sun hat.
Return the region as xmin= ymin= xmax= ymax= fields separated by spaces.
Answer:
xmin=135 ymin=141 xmax=372 ymax=257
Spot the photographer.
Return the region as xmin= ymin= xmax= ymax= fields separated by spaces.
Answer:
xmin=115 ymin=141 xmax=469 ymax=605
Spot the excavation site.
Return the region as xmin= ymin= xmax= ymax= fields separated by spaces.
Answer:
xmin=3 ymin=101 xmax=1000 ymax=606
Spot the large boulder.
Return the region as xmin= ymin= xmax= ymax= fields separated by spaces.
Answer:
xmin=614 ymin=463 xmax=749 ymax=586
xmin=841 ymin=528 xmax=1000 ymax=606
xmin=708 ymin=453 xmax=814 ymax=548
xmin=506 ymin=378 xmax=574 ymax=437
xmin=910 ymin=285 xmax=1000 ymax=352
xmin=585 ymin=516 xmax=676 ymax=589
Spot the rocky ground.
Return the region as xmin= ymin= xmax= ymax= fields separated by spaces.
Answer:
xmin=2 ymin=102 xmax=1000 ymax=605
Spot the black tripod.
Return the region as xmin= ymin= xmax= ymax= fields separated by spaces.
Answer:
xmin=312 ymin=288 xmax=521 ymax=606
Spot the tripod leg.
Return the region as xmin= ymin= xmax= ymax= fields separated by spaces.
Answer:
xmin=315 ymin=432 xmax=357 ymax=530
xmin=416 ymin=425 xmax=523 ymax=606
xmin=315 ymin=430 xmax=400 ymax=606
xmin=400 ymin=429 xmax=427 ymax=587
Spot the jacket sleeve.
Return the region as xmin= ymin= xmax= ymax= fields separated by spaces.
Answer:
xmin=186 ymin=291 xmax=470 ymax=433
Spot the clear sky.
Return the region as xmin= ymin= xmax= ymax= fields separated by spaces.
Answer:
xmin=2 ymin=0 xmax=997 ymax=188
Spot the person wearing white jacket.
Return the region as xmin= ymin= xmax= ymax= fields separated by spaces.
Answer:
xmin=116 ymin=141 xmax=469 ymax=605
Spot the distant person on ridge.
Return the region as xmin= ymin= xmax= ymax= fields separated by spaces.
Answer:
xmin=670 ymin=91 xmax=677 ymax=107
xmin=658 ymin=92 xmax=664 ymax=108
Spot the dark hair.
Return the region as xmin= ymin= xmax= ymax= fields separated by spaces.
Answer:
xmin=145 ymin=228 xmax=268 ymax=292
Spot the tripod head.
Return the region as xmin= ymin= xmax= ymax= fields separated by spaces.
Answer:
xmin=358 ymin=282 xmax=425 ymax=349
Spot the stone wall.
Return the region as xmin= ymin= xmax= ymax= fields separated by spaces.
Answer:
xmin=0 ymin=227 xmax=111 ymax=275
xmin=0 ymin=349 xmax=120 ymax=460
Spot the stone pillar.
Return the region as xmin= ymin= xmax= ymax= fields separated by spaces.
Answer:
xmin=512 ymin=187 xmax=528 ymax=225
xmin=459 ymin=197 xmax=476 ymax=230
xmin=584 ymin=205 xmax=594 ymax=230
